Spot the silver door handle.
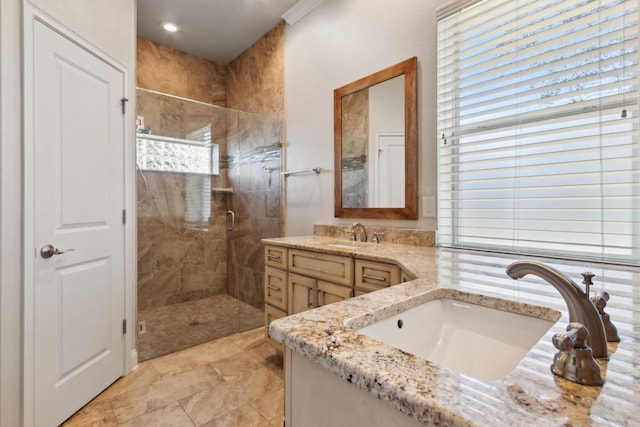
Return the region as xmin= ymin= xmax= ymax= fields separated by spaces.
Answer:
xmin=40 ymin=244 xmax=74 ymax=259
xmin=226 ymin=210 xmax=235 ymax=231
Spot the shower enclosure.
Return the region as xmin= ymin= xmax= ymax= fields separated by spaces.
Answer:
xmin=136 ymin=88 xmax=282 ymax=361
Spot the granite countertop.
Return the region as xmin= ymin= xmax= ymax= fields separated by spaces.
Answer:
xmin=264 ymin=235 xmax=640 ymax=426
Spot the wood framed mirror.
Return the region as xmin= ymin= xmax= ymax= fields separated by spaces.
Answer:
xmin=334 ymin=57 xmax=418 ymax=219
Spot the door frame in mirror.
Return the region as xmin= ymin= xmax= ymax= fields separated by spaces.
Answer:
xmin=333 ymin=57 xmax=418 ymax=220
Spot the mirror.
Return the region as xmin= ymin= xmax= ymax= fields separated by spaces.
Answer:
xmin=334 ymin=57 xmax=418 ymax=220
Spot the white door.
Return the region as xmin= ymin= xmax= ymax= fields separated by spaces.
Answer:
xmin=31 ymin=20 xmax=126 ymax=426
xmin=376 ymin=133 xmax=405 ymax=208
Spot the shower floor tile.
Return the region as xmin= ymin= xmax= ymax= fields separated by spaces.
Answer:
xmin=62 ymin=327 xmax=284 ymax=427
xmin=138 ymin=294 xmax=264 ymax=361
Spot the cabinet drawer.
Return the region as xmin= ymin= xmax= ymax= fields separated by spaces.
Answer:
xmin=355 ymin=259 xmax=400 ymax=293
xmin=265 ymin=267 xmax=287 ymax=311
xmin=264 ymin=304 xmax=287 ymax=351
xmin=265 ymin=245 xmax=287 ymax=269
xmin=288 ymin=249 xmax=353 ymax=286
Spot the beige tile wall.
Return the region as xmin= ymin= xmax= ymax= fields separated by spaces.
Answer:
xmin=226 ymin=22 xmax=285 ymax=310
xmin=137 ymin=37 xmax=227 ymax=106
xmin=227 ymin=22 xmax=285 ymax=116
xmin=136 ymin=23 xmax=284 ymax=317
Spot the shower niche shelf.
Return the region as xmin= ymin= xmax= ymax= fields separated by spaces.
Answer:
xmin=212 ymin=187 xmax=234 ymax=194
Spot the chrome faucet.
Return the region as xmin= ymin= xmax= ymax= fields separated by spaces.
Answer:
xmin=352 ymin=222 xmax=367 ymax=242
xmin=506 ymin=261 xmax=608 ymax=359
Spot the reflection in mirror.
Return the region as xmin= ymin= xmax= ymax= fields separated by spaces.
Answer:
xmin=334 ymin=57 xmax=417 ymax=219
xmin=341 ymin=75 xmax=404 ymax=208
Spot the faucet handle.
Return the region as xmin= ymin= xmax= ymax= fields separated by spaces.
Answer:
xmin=553 ymin=322 xmax=589 ymax=350
xmin=581 ymin=272 xmax=595 ymax=296
xmin=371 ymin=232 xmax=385 ymax=243
xmin=590 ymin=292 xmax=609 ymax=314
xmin=591 ymin=292 xmax=620 ymax=342
xmin=551 ymin=322 xmax=604 ymax=386
xmin=344 ymin=230 xmax=356 ymax=241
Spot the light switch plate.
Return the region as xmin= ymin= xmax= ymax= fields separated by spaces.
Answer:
xmin=422 ymin=196 xmax=435 ymax=217
xmin=136 ymin=115 xmax=145 ymax=131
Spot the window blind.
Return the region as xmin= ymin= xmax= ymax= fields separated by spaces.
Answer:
xmin=437 ymin=0 xmax=640 ymax=265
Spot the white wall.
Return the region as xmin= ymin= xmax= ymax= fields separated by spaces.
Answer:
xmin=0 ymin=1 xmax=136 ymax=425
xmin=27 ymin=0 xmax=135 ymax=66
xmin=283 ymin=0 xmax=445 ymax=236
xmin=1 ymin=2 xmax=25 ymax=425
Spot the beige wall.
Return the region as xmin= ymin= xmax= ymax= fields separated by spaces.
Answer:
xmin=137 ymin=37 xmax=227 ymax=105
xmin=283 ymin=0 xmax=445 ymax=235
xmin=227 ymin=22 xmax=285 ymax=117
xmin=137 ymin=20 xmax=285 ymax=116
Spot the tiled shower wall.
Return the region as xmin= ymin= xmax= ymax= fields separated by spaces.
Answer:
xmin=227 ymin=116 xmax=282 ymax=309
xmin=136 ymin=22 xmax=284 ymax=315
xmin=226 ymin=22 xmax=285 ymax=310
xmin=136 ymin=90 xmax=282 ymax=313
xmin=136 ymin=89 xmax=232 ymax=311
xmin=341 ymin=89 xmax=369 ymax=208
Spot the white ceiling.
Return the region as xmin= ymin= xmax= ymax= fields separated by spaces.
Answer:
xmin=136 ymin=0 xmax=300 ymax=64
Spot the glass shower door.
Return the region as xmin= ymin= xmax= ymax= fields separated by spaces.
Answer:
xmin=135 ymin=89 xmax=282 ymax=361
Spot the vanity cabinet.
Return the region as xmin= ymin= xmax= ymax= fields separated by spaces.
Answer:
xmin=265 ymin=266 xmax=287 ymax=311
xmin=355 ymin=259 xmax=400 ymax=294
xmin=264 ymin=304 xmax=287 ymax=349
xmin=317 ymin=280 xmax=353 ymax=306
xmin=288 ymin=273 xmax=316 ymax=314
xmin=400 ymin=269 xmax=415 ymax=283
xmin=264 ymin=244 xmax=402 ymax=350
xmin=265 ymin=245 xmax=287 ymax=269
xmin=289 ymin=273 xmax=353 ymax=315
xmin=288 ymin=249 xmax=353 ymax=286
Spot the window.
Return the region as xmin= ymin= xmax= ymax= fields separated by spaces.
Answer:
xmin=137 ymin=125 xmax=217 ymax=230
xmin=136 ymin=128 xmax=219 ymax=176
xmin=437 ymin=0 xmax=640 ymax=265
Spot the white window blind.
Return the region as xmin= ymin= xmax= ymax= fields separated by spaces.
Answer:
xmin=437 ymin=0 xmax=640 ymax=265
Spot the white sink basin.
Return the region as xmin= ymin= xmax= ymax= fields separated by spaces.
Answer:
xmin=320 ymin=241 xmax=373 ymax=250
xmin=355 ymin=291 xmax=559 ymax=381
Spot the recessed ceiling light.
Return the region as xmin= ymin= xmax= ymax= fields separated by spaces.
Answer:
xmin=162 ymin=21 xmax=180 ymax=33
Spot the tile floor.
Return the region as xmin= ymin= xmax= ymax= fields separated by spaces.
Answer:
xmin=138 ymin=294 xmax=265 ymax=361
xmin=62 ymin=327 xmax=284 ymax=427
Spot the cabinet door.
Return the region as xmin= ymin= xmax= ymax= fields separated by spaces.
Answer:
xmin=355 ymin=260 xmax=400 ymax=293
xmin=288 ymin=273 xmax=316 ymax=314
xmin=400 ymin=269 xmax=415 ymax=283
xmin=265 ymin=266 xmax=287 ymax=311
xmin=317 ymin=281 xmax=353 ymax=307
xmin=264 ymin=304 xmax=287 ymax=351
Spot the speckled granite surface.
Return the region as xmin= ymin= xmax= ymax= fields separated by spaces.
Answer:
xmin=313 ymin=224 xmax=436 ymax=246
xmin=264 ymin=236 xmax=640 ymax=426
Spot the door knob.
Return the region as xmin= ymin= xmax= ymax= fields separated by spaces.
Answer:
xmin=40 ymin=244 xmax=74 ymax=259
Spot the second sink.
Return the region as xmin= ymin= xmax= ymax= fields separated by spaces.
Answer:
xmin=353 ymin=289 xmax=560 ymax=381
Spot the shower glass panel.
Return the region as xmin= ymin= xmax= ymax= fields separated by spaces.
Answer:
xmin=136 ymin=88 xmax=282 ymax=361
